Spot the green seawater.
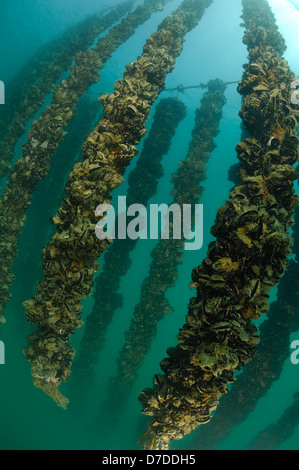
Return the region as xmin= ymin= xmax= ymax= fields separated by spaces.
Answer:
xmin=0 ymin=0 xmax=299 ymax=451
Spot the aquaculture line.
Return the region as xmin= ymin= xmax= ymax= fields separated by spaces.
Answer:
xmin=187 ymin=207 xmax=299 ymax=450
xmin=0 ymin=0 xmax=173 ymax=325
xmin=247 ymin=391 xmax=299 ymax=450
xmin=105 ymin=79 xmax=227 ymax=416
xmin=138 ymin=0 xmax=299 ymax=450
xmin=23 ymin=0 xmax=214 ymax=409
xmin=71 ymin=97 xmax=187 ymax=394
xmin=0 ymin=0 xmax=135 ymax=177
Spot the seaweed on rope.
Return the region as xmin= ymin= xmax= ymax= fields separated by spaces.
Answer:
xmin=22 ymin=0 xmax=214 ymax=409
xmin=138 ymin=0 xmax=299 ymax=451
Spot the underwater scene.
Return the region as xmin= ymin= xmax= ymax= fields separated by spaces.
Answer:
xmin=1 ymin=0 xmax=299 ymax=452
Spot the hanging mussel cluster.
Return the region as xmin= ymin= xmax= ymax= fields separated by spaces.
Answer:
xmin=188 ymin=208 xmax=299 ymax=450
xmin=0 ymin=0 xmax=174 ymax=326
xmin=138 ymin=0 xmax=299 ymax=451
xmin=0 ymin=0 xmax=135 ymax=178
xmin=105 ymin=80 xmax=227 ymax=415
xmin=16 ymin=98 xmax=103 ymax=312
xmin=71 ymin=97 xmax=187 ymax=392
xmin=23 ymin=0 xmax=214 ymax=408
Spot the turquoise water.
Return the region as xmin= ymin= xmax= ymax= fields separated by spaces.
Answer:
xmin=0 ymin=0 xmax=299 ymax=451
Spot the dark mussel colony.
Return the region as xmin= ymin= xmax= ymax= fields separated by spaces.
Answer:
xmin=0 ymin=0 xmax=299 ymax=451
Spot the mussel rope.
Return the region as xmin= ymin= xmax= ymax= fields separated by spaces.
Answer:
xmin=0 ymin=0 xmax=136 ymax=178
xmin=23 ymin=0 xmax=214 ymax=409
xmin=246 ymin=391 xmax=299 ymax=450
xmin=186 ymin=207 xmax=299 ymax=450
xmin=138 ymin=0 xmax=299 ymax=451
xmin=0 ymin=0 xmax=174 ymax=325
xmin=104 ymin=79 xmax=227 ymax=416
xmin=70 ymin=97 xmax=187 ymax=395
